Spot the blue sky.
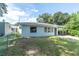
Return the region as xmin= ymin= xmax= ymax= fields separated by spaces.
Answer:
xmin=1 ymin=3 xmax=79 ymax=24
xmin=14 ymin=3 xmax=79 ymax=17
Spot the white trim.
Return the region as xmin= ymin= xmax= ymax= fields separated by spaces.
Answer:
xmin=18 ymin=22 xmax=63 ymax=28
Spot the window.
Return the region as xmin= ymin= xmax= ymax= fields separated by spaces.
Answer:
xmin=44 ymin=27 xmax=47 ymax=32
xmin=30 ymin=27 xmax=37 ymax=33
xmin=11 ymin=28 xmax=14 ymax=31
xmin=44 ymin=27 xmax=51 ymax=32
xmin=48 ymin=27 xmax=50 ymax=32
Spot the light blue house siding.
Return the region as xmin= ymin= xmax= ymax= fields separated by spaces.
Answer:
xmin=21 ymin=25 xmax=56 ymax=37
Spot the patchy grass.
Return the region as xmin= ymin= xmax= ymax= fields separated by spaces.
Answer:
xmin=0 ymin=33 xmax=21 ymax=55
xmin=5 ymin=36 xmax=79 ymax=56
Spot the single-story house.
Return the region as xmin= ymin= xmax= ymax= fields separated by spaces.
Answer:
xmin=17 ymin=22 xmax=62 ymax=37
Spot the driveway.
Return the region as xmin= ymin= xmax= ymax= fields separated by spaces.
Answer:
xmin=58 ymin=35 xmax=79 ymax=42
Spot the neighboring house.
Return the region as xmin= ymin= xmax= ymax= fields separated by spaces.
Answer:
xmin=11 ymin=25 xmax=19 ymax=33
xmin=0 ymin=21 xmax=19 ymax=36
xmin=17 ymin=22 xmax=61 ymax=37
xmin=0 ymin=21 xmax=12 ymax=36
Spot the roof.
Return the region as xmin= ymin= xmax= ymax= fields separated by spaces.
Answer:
xmin=11 ymin=25 xmax=18 ymax=28
xmin=0 ymin=22 xmax=11 ymax=25
xmin=16 ymin=22 xmax=63 ymax=28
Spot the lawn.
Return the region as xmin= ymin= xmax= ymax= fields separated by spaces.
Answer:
xmin=4 ymin=36 xmax=79 ymax=56
xmin=0 ymin=33 xmax=21 ymax=55
xmin=0 ymin=34 xmax=79 ymax=56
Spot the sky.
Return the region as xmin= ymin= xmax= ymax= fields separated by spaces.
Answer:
xmin=1 ymin=3 xmax=79 ymax=24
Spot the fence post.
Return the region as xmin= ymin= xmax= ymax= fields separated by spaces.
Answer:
xmin=6 ymin=35 xmax=9 ymax=56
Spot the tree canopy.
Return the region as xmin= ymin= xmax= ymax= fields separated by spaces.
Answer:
xmin=64 ymin=12 xmax=79 ymax=36
xmin=37 ymin=12 xmax=70 ymax=25
xmin=53 ymin=12 xmax=70 ymax=25
xmin=37 ymin=13 xmax=53 ymax=23
xmin=0 ymin=3 xmax=7 ymax=17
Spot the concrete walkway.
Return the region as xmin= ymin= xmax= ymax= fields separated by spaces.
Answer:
xmin=58 ymin=35 xmax=79 ymax=42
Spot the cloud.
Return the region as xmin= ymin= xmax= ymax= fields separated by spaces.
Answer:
xmin=0 ymin=3 xmax=38 ymax=24
xmin=31 ymin=8 xmax=38 ymax=12
xmin=7 ymin=9 xmax=26 ymax=16
xmin=2 ymin=3 xmax=28 ymax=24
xmin=25 ymin=17 xmax=37 ymax=22
xmin=18 ymin=16 xmax=37 ymax=22
xmin=7 ymin=3 xmax=26 ymax=16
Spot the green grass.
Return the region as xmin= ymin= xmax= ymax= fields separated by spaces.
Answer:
xmin=0 ymin=33 xmax=21 ymax=55
xmin=30 ymin=37 xmax=76 ymax=56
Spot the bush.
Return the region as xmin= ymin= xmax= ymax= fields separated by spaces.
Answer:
xmin=6 ymin=33 xmax=22 ymax=38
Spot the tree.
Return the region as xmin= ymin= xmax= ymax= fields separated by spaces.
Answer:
xmin=37 ymin=12 xmax=70 ymax=25
xmin=64 ymin=12 xmax=79 ymax=36
xmin=37 ymin=13 xmax=53 ymax=23
xmin=0 ymin=3 xmax=7 ymax=17
xmin=53 ymin=12 xmax=70 ymax=25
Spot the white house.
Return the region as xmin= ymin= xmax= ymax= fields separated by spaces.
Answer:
xmin=18 ymin=22 xmax=61 ymax=37
xmin=11 ymin=25 xmax=21 ymax=33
